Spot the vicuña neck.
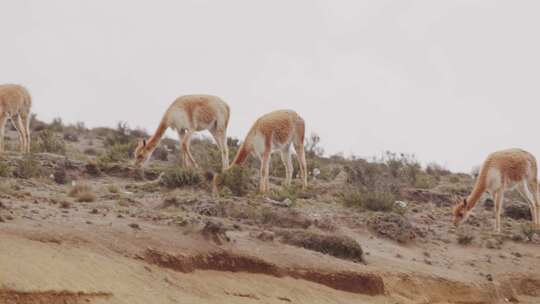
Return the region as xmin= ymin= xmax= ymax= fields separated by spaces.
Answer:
xmin=146 ymin=119 xmax=168 ymax=152
xmin=466 ymin=168 xmax=488 ymax=211
xmin=231 ymin=141 xmax=251 ymax=166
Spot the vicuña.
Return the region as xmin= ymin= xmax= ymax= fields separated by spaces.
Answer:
xmin=214 ymin=109 xmax=307 ymax=194
xmin=0 ymin=84 xmax=32 ymax=154
xmin=134 ymin=95 xmax=230 ymax=171
xmin=453 ymin=148 xmax=540 ymax=233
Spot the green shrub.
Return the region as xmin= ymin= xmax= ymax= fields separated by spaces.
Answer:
xmin=448 ymin=175 xmax=460 ymax=184
xmin=97 ymin=143 xmax=136 ymax=165
xmin=0 ymin=161 xmax=11 ymax=177
xmin=342 ymin=188 xmax=395 ymax=212
xmin=69 ymin=184 xmax=96 ymax=202
xmin=277 ymin=230 xmax=363 ymax=263
xmin=414 ymin=174 xmax=437 ymax=189
xmin=31 ymin=130 xmax=66 ymax=155
xmin=159 ymin=167 xmax=202 ymax=188
xmin=457 ymin=232 xmax=474 ymax=245
xmin=269 ymin=186 xmax=300 ymax=202
xmin=215 ymin=165 xmax=251 ymax=196
xmin=107 ymin=184 xmax=120 ymax=194
xmin=48 ymin=117 xmax=64 ymax=132
xmin=103 ymin=121 xmax=134 ymax=147
xmin=15 ymin=155 xmax=42 ymax=179
xmin=521 ymin=223 xmax=537 ymax=241
xmin=426 ymin=162 xmax=451 ymax=177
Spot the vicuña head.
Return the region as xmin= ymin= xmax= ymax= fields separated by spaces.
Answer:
xmin=134 ymin=139 xmax=151 ymax=168
xmin=452 ymin=197 xmax=469 ymax=226
xmin=132 ymin=95 xmax=230 ymax=171
xmin=213 ymin=109 xmax=308 ymax=195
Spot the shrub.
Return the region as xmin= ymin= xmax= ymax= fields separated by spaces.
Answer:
xmin=259 ymin=207 xmax=312 ymax=229
xmin=48 ymin=118 xmax=64 ymax=132
xmin=63 ymin=132 xmax=79 ymax=142
xmin=457 ymin=232 xmax=474 ymax=245
xmin=381 ymin=151 xmax=421 ymax=185
xmin=448 ymin=175 xmax=460 ymax=184
xmin=104 ymin=121 xmax=132 ymax=147
xmin=107 ymin=184 xmax=120 ymax=194
xmin=152 ymin=146 xmax=169 ymax=161
xmin=0 ymin=161 xmax=11 ymax=177
xmin=215 ymin=165 xmax=251 ymax=196
xmin=342 ymin=188 xmax=395 ymax=212
xmin=84 ymin=148 xmax=98 ymax=156
xmin=69 ymin=184 xmax=96 ymax=202
xmin=15 ymin=155 xmax=42 ymax=179
xmin=426 ymin=163 xmax=451 ymax=177
xmin=414 ymin=174 xmax=437 ymax=189
xmin=97 ymin=143 xmax=136 ymax=165
xmin=521 ymin=223 xmax=537 ymax=241
xmin=159 ymin=167 xmax=202 ymax=188
xmin=504 ymin=201 xmax=532 ymax=220
xmin=269 ymin=186 xmax=300 ymax=202
xmin=30 ymin=114 xmax=47 ymax=132
xmin=31 ymin=130 xmax=66 ymax=155
xmin=367 ymin=213 xmax=416 ymax=243
xmin=305 ymin=133 xmax=324 ymax=157
xmin=277 ymin=230 xmax=364 ymax=263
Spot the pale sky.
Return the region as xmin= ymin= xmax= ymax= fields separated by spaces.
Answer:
xmin=2 ymin=0 xmax=540 ymax=172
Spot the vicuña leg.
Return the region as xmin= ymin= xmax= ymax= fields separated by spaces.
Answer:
xmin=185 ymin=131 xmax=198 ymax=168
xmin=0 ymin=114 xmax=7 ymax=152
xmin=180 ymin=130 xmax=197 ymax=167
xmin=9 ymin=116 xmax=24 ymax=153
xmin=16 ymin=114 xmax=28 ymax=153
xmin=210 ymin=128 xmax=229 ymax=171
xmin=280 ymin=148 xmax=293 ymax=186
xmin=259 ymin=150 xmax=271 ymax=193
xmin=293 ymin=140 xmax=307 ymax=189
xmin=518 ymin=181 xmax=539 ymax=228
xmin=527 ymin=180 xmax=540 ymax=228
xmin=21 ymin=113 xmax=31 ymax=153
xmin=493 ymin=188 xmax=504 ymax=234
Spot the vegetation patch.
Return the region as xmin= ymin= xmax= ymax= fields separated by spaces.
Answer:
xmin=342 ymin=188 xmax=396 ymax=212
xmin=215 ymin=165 xmax=252 ymax=196
xmin=277 ymin=229 xmax=364 ymax=263
xmin=69 ymin=184 xmax=97 ymax=202
xmin=0 ymin=161 xmax=11 ymax=177
xmin=31 ymin=130 xmax=67 ymax=155
xmin=159 ymin=167 xmax=202 ymax=188
xmin=15 ymin=155 xmax=42 ymax=179
xmin=366 ymin=213 xmax=416 ymax=243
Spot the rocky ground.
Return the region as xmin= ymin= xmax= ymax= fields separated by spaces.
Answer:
xmin=0 ymin=121 xmax=539 ymax=304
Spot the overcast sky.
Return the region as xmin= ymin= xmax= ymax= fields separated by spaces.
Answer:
xmin=2 ymin=0 xmax=539 ymax=172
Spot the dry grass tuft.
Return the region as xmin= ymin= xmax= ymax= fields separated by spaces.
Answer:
xmin=69 ymin=184 xmax=97 ymax=202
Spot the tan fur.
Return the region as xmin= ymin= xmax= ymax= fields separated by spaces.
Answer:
xmin=134 ymin=95 xmax=230 ymax=171
xmin=0 ymin=84 xmax=32 ymax=153
xmin=452 ymin=148 xmax=540 ymax=232
xmin=216 ymin=110 xmax=307 ymax=194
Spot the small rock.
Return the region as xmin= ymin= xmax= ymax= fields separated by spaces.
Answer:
xmin=486 ymin=274 xmax=493 ymax=282
xmin=394 ymin=201 xmax=408 ymax=209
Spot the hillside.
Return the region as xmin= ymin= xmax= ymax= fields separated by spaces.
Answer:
xmin=0 ymin=119 xmax=539 ymax=304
